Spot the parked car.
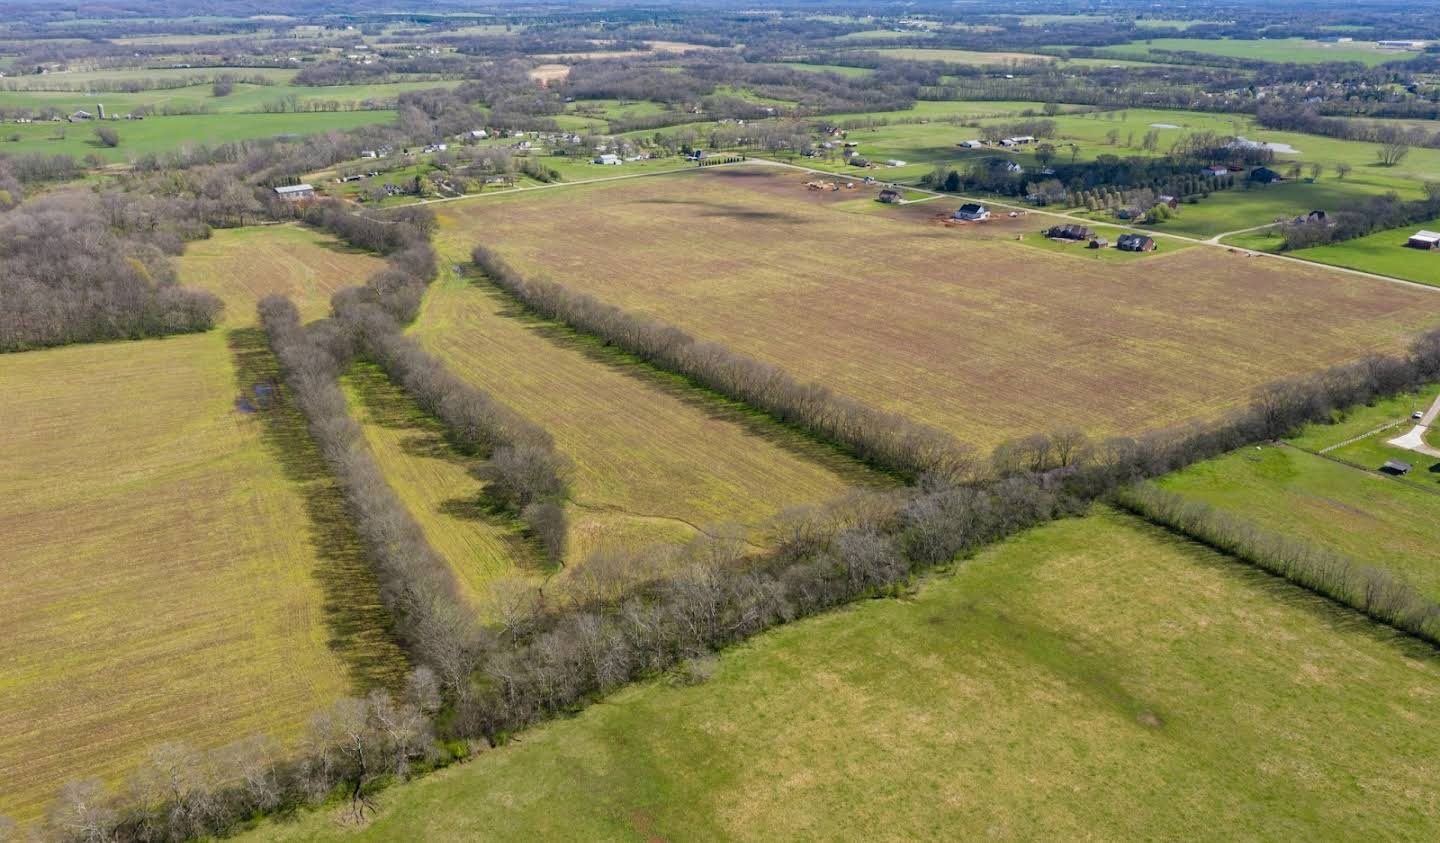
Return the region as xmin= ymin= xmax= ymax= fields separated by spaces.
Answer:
xmin=1413 ymin=411 xmax=1425 ymax=420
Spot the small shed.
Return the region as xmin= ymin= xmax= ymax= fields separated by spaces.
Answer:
xmin=1088 ymin=237 xmax=1109 ymax=249
xmin=1381 ymin=459 xmax=1413 ymax=475
xmin=1408 ymin=230 xmax=1440 ymax=250
xmin=593 ymin=154 xmax=621 ymax=165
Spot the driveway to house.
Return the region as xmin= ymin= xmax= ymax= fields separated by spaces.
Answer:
xmin=1386 ymin=392 xmax=1440 ymax=458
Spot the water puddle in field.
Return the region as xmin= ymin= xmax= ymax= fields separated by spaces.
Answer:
xmin=1232 ymin=136 xmax=1301 ymax=154
xmin=1149 ymin=123 xmax=1181 ymax=129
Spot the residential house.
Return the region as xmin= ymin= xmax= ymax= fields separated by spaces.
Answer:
xmin=1045 ymin=223 xmax=1093 ymax=241
xmin=876 ymin=189 xmax=903 ymax=204
xmin=953 ymin=203 xmax=990 ymax=221
xmin=1202 ymin=165 xmax=1229 ymax=177
xmin=1249 ymin=166 xmax=1283 ymax=184
xmin=1116 ymin=233 xmax=1157 ymax=252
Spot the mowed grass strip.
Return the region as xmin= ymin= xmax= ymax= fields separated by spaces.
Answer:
xmin=177 ymin=223 xmax=386 ymax=326
xmin=1158 ymin=443 xmax=1440 ymax=598
xmin=436 ymin=166 xmax=1440 ymax=449
xmin=0 ymin=330 xmax=407 ymax=823
xmin=341 ymin=362 xmax=540 ymax=611
xmin=410 ymin=270 xmax=881 ymax=564
xmin=245 ymin=508 xmax=1440 ymax=840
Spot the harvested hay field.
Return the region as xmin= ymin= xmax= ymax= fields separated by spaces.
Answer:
xmin=177 ymin=224 xmax=385 ymax=326
xmin=435 ymin=165 xmax=1440 ymax=449
xmin=243 ymin=508 xmax=1440 ymax=840
xmin=0 ymin=331 xmax=406 ymax=823
xmin=410 ymin=271 xmax=883 ymax=564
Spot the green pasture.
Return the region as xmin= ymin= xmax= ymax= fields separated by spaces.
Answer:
xmin=0 ymin=110 xmax=395 ymax=162
xmin=1293 ymin=217 xmax=1440 ymax=287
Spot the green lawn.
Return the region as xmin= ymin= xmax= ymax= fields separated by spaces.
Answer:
xmin=0 ymin=78 xmax=457 ymax=116
xmin=0 ymin=110 xmax=395 ymax=162
xmin=1158 ymin=443 xmax=1440 ymax=598
xmin=771 ymin=62 xmax=875 ymax=78
xmin=870 ymin=47 xmax=1055 ymax=65
xmin=1014 ymin=221 xmax=1197 ymax=261
xmin=1097 ymin=37 xmax=1421 ymax=66
xmin=1293 ymin=217 xmax=1440 ymax=287
xmin=242 ymin=509 xmax=1440 ymax=840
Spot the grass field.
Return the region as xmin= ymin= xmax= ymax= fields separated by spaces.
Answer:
xmin=0 ymin=331 xmax=407 ymax=824
xmin=0 ymin=79 xmax=460 ymax=117
xmin=407 ymin=268 xmax=880 ymax=564
xmin=0 ymin=110 xmax=395 ymax=162
xmin=433 ymin=165 xmax=1440 ymax=449
xmin=1293 ymin=218 xmax=1440 ymax=287
xmin=245 ymin=508 xmax=1440 ymax=840
xmin=177 ymin=224 xmax=385 ymax=325
xmin=1097 ymin=37 xmax=1421 ymax=66
xmin=1158 ymin=443 xmax=1440 ymax=597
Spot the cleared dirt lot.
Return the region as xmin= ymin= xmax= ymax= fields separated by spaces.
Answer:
xmin=436 ymin=166 xmax=1440 ymax=449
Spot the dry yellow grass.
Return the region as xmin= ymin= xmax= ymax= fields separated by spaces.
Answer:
xmin=0 ymin=330 xmax=406 ymax=824
xmin=410 ymin=271 xmax=883 ymax=564
xmin=436 ymin=166 xmax=1440 ymax=449
xmin=177 ymin=223 xmax=384 ymax=326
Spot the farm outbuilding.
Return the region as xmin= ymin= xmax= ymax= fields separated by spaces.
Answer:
xmin=1381 ymin=459 xmax=1413 ymax=475
xmin=1117 ymin=233 xmax=1157 ymax=252
xmin=274 ymin=183 xmax=315 ymax=201
xmin=953 ymin=203 xmax=990 ymax=221
xmin=1407 ymin=230 xmax=1440 ymax=250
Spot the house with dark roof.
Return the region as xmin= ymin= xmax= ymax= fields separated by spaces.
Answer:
xmin=1249 ymin=166 xmax=1283 ymax=184
xmin=1045 ymin=223 xmax=1092 ymax=241
xmin=953 ymin=203 xmax=990 ymax=221
xmin=1117 ymin=233 xmax=1157 ymax=252
xmin=876 ymin=189 xmax=903 ymax=204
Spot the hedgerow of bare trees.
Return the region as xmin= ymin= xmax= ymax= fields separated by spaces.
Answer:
xmin=470 ymin=245 xmax=970 ymax=481
xmin=259 ymin=295 xmax=483 ymax=693
xmin=296 ymin=199 xmax=572 ymax=562
xmin=1117 ymin=484 xmax=1440 ymax=644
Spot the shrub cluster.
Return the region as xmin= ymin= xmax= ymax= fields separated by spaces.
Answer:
xmin=470 ymin=245 xmax=969 ymax=481
xmin=1117 ymin=484 xmax=1440 ymax=644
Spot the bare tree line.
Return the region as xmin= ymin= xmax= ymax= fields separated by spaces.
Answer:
xmin=470 ymin=245 xmax=969 ymax=482
xmin=298 ymin=199 xmax=573 ymax=564
xmin=1116 ymin=484 xmax=1440 ymax=644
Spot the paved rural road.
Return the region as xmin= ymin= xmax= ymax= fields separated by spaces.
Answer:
xmin=1386 ymin=392 xmax=1440 ymax=459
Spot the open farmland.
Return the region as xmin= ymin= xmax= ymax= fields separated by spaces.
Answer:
xmin=435 ymin=165 xmax=1440 ymax=449
xmin=0 ymin=331 xmax=407 ymax=822
xmin=246 ymin=509 xmax=1440 ymax=841
xmin=408 ymin=268 xmax=881 ymax=563
xmin=1096 ymin=37 xmax=1421 ymax=66
xmin=0 ymin=110 xmax=395 ymax=162
xmin=0 ymin=78 xmax=462 ymax=117
xmin=177 ymin=223 xmax=385 ymax=325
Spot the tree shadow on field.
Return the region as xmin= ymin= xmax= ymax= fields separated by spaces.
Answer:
xmin=227 ymin=328 xmax=410 ymax=694
xmin=1122 ymin=513 xmax=1440 ymax=664
xmin=345 ymin=359 xmax=548 ymax=572
xmin=464 ymin=277 xmax=897 ymax=491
